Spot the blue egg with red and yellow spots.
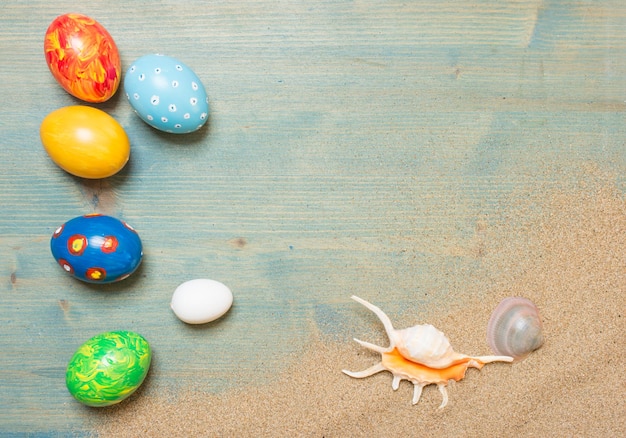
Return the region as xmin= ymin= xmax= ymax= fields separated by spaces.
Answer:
xmin=50 ymin=214 xmax=143 ymax=283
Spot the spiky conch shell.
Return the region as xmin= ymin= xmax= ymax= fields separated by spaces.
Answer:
xmin=342 ymin=296 xmax=513 ymax=408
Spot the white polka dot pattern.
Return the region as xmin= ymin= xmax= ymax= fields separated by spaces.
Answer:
xmin=124 ymin=54 xmax=209 ymax=134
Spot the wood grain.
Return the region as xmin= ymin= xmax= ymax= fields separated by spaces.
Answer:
xmin=1 ymin=0 xmax=625 ymax=434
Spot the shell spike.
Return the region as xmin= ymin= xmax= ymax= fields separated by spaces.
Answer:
xmin=351 ymin=295 xmax=397 ymax=348
xmin=412 ymin=383 xmax=425 ymax=405
xmin=353 ymin=338 xmax=392 ymax=354
xmin=342 ymin=363 xmax=386 ymax=379
xmin=437 ymin=384 xmax=449 ymax=409
xmin=473 ymin=355 xmax=514 ymax=365
xmin=392 ymin=375 xmax=401 ymax=390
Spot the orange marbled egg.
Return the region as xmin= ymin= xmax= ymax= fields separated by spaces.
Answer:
xmin=44 ymin=13 xmax=121 ymax=103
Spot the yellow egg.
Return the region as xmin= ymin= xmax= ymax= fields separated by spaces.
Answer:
xmin=40 ymin=106 xmax=130 ymax=179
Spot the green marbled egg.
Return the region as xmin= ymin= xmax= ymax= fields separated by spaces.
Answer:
xmin=66 ymin=330 xmax=151 ymax=407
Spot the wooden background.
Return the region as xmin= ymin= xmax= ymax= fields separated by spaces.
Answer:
xmin=1 ymin=0 xmax=625 ymax=434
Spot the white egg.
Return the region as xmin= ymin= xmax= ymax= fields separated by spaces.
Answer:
xmin=170 ymin=279 xmax=233 ymax=324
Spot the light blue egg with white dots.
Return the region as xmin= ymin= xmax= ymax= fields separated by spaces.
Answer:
xmin=124 ymin=54 xmax=209 ymax=134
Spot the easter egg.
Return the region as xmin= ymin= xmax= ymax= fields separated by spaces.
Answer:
xmin=66 ymin=331 xmax=151 ymax=407
xmin=44 ymin=13 xmax=121 ymax=102
xmin=50 ymin=214 xmax=143 ymax=283
xmin=170 ymin=279 xmax=233 ymax=324
xmin=124 ymin=54 xmax=209 ymax=133
xmin=40 ymin=105 xmax=130 ymax=179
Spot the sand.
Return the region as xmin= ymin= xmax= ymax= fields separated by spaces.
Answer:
xmin=94 ymin=165 xmax=626 ymax=437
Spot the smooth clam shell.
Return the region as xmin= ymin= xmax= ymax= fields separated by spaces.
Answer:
xmin=487 ymin=297 xmax=544 ymax=360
